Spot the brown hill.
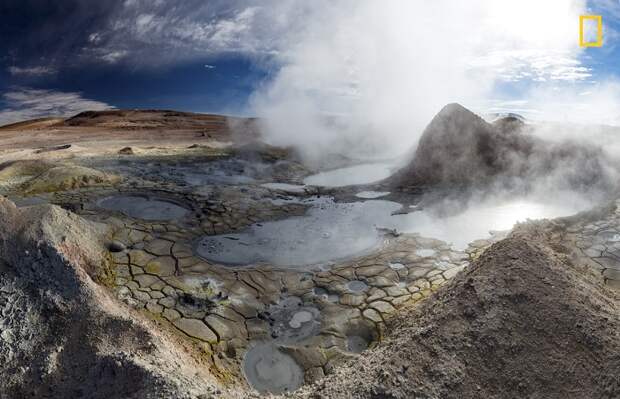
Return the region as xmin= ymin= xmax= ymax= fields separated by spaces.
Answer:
xmin=0 ymin=117 xmax=64 ymax=131
xmin=0 ymin=109 xmax=260 ymax=152
xmin=62 ymin=109 xmax=231 ymax=130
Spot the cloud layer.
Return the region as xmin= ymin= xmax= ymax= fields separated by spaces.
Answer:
xmin=2 ymin=1 xmax=593 ymax=81
xmin=0 ymin=88 xmax=113 ymax=126
xmin=2 ymin=0 xmax=305 ymax=70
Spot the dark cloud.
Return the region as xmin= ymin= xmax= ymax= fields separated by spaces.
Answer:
xmin=0 ymin=0 xmax=121 ymax=69
xmin=1 ymin=0 xmax=304 ymax=72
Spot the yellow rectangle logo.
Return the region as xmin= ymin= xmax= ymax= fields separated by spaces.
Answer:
xmin=580 ymin=15 xmax=602 ymax=47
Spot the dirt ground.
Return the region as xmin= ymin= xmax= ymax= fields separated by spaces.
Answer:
xmin=291 ymin=221 xmax=620 ymax=399
xmin=0 ymin=110 xmax=258 ymax=160
xmin=1 ymin=109 xmax=620 ymax=399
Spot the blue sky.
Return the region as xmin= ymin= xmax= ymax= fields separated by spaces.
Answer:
xmin=1 ymin=57 xmax=264 ymax=116
xmin=1 ymin=0 xmax=620 ymax=126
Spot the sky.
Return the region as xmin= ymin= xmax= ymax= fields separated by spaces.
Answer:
xmin=1 ymin=0 xmax=620 ymax=134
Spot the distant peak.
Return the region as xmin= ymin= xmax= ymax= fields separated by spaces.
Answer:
xmin=436 ymin=103 xmax=476 ymax=117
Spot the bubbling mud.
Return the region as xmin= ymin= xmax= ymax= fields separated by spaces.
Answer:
xmin=346 ymin=280 xmax=369 ymax=293
xmin=265 ymin=297 xmax=321 ymax=343
xmin=242 ymin=342 xmax=304 ymax=394
xmin=344 ymin=320 xmax=378 ymax=354
xmin=346 ymin=335 xmax=370 ymax=353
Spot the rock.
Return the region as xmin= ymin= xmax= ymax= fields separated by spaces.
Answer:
xmin=362 ymin=309 xmax=383 ymax=323
xmin=134 ymin=274 xmax=159 ymax=288
xmin=443 ymin=266 xmax=463 ymax=280
xmin=204 ymin=314 xmax=237 ymax=340
xmin=118 ymin=146 xmax=134 ymax=155
xmin=159 ymin=297 xmax=176 ymax=308
xmin=34 ymin=143 xmax=72 ymax=154
xmin=388 ymin=103 xmax=529 ymax=187
xmin=145 ymin=239 xmax=173 ymax=256
xmin=384 ymin=286 xmax=409 ymax=297
xmin=106 ymin=240 xmax=126 ymax=253
xmin=339 ymin=294 xmax=365 ymax=306
xmin=369 ymin=300 xmax=396 ymax=314
xmin=144 ymin=257 xmax=176 ymax=277
xmin=0 ymin=197 xmax=218 ymax=397
xmin=173 ymin=318 xmax=217 ymax=342
xmin=162 ymin=308 xmax=181 ymax=321
xmin=145 ymin=302 xmax=164 ymax=314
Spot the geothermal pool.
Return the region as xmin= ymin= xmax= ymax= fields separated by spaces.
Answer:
xmin=195 ymin=198 xmax=391 ymax=267
xmin=303 ymin=162 xmax=397 ymax=187
xmin=97 ymin=195 xmax=190 ymax=221
xmin=242 ymin=296 xmax=321 ymax=394
xmin=242 ymin=342 xmax=304 ymax=394
xmin=195 ymin=195 xmax=587 ymax=267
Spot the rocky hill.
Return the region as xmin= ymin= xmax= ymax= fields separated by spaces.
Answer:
xmin=0 ymin=198 xmax=226 ymax=398
xmin=386 ymin=103 xmax=617 ymax=195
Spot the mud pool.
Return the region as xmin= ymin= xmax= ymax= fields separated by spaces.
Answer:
xmin=355 ymin=191 xmax=390 ymax=199
xmin=261 ymin=183 xmax=307 ymax=193
xmin=97 ymin=195 xmax=190 ymax=221
xmin=195 ymin=196 xmax=586 ymax=267
xmin=242 ymin=342 xmax=304 ymax=394
xmin=303 ymin=162 xmax=397 ymax=187
xmin=8 ymin=151 xmax=599 ymax=397
xmin=194 ymin=198 xmax=396 ymax=267
xmin=86 ymin=157 xmax=302 ymax=187
xmin=265 ymin=297 xmax=321 ymax=343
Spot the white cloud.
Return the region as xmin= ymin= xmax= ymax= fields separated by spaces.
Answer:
xmin=100 ymin=50 xmax=129 ymax=63
xmin=478 ymin=79 xmax=620 ymax=128
xmin=468 ymin=50 xmax=592 ymax=82
xmin=88 ymin=33 xmax=102 ymax=44
xmin=8 ymin=66 xmax=58 ymax=77
xmin=527 ymin=81 xmax=620 ymax=126
xmin=76 ymin=0 xmax=330 ymax=67
xmin=83 ymin=2 xmax=288 ymax=65
xmin=0 ymin=88 xmax=113 ymax=126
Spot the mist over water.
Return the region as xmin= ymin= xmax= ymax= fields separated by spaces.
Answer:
xmin=196 ymin=188 xmax=592 ymax=268
xmin=403 ymin=195 xmax=589 ymax=250
xmin=303 ymin=162 xmax=398 ymax=187
xmin=241 ymin=0 xmax=620 ymax=259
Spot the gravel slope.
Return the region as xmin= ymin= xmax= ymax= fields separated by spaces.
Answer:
xmin=291 ymin=222 xmax=620 ymax=399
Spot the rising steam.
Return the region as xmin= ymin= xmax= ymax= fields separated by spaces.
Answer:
xmin=250 ymin=0 xmax=592 ymax=166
